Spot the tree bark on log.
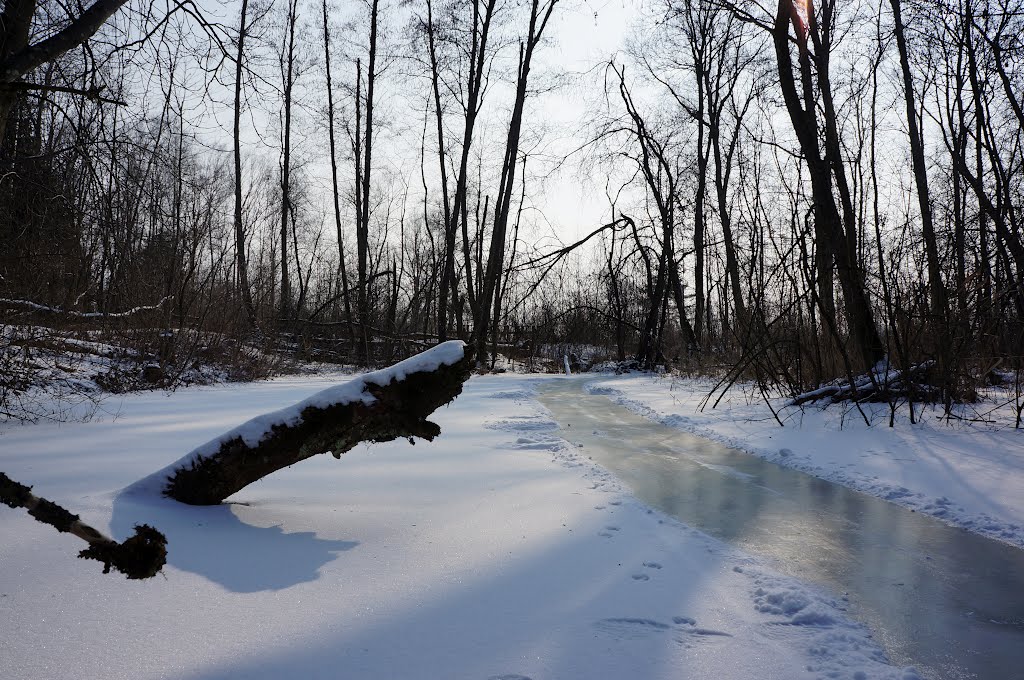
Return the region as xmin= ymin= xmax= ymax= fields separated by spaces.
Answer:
xmin=0 ymin=472 xmax=167 ymax=579
xmin=159 ymin=340 xmax=473 ymax=505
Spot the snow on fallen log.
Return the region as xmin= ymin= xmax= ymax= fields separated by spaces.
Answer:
xmin=0 ymin=472 xmax=167 ymax=579
xmin=128 ymin=340 xmax=473 ymax=506
xmin=790 ymin=360 xmax=939 ymax=406
xmin=0 ymin=296 xmax=171 ymax=328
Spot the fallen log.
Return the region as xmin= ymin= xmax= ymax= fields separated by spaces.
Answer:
xmin=0 ymin=296 xmax=172 ymax=329
xmin=790 ymin=361 xmax=939 ymax=406
xmin=129 ymin=340 xmax=473 ymax=506
xmin=0 ymin=472 xmax=167 ymax=579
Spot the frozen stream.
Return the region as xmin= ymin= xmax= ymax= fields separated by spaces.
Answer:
xmin=537 ymin=378 xmax=1024 ymax=680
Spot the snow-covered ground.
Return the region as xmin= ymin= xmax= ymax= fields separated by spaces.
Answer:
xmin=589 ymin=374 xmax=1024 ymax=550
xmin=0 ymin=371 xmax=918 ymax=679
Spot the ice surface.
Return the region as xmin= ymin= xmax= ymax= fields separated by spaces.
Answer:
xmin=593 ymin=374 xmax=1024 ymax=549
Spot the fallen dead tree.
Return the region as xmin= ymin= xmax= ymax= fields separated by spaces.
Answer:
xmin=3 ymin=341 xmax=473 ymax=578
xmin=0 ymin=472 xmax=167 ymax=579
xmin=130 ymin=340 xmax=473 ymax=505
xmin=790 ymin=361 xmax=939 ymax=406
xmin=0 ymin=296 xmax=172 ymax=329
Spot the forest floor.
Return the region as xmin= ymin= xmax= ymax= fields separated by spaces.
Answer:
xmin=0 ymin=370 xmax=926 ymax=680
xmin=591 ymin=374 xmax=1024 ymax=550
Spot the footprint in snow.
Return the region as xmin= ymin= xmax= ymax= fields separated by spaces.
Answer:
xmin=680 ymin=628 xmax=732 ymax=638
xmin=632 ymin=573 xmax=650 ymax=581
xmin=643 ymin=561 xmax=662 ymax=569
xmin=670 ymin=616 xmax=732 ymax=646
xmin=605 ymin=525 xmax=620 ymax=531
xmin=594 ymin=618 xmax=671 ymax=639
xmin=598 ymin=531 xmax=614 ymax=538
xmin=674 ymin=628 xmax=733 ymax=648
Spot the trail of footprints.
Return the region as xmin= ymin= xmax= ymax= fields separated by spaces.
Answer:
xmin=589 ymin=511 xmax=732 ymax=643
xmin=491 ymin=397 xmax=732 ymax=655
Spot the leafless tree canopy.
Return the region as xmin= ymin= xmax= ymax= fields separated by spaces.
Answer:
xmin=2 ymin=0 xmax=1023 ymax=421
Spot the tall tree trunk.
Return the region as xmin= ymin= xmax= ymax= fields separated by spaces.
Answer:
xmin=772 ymin=0 xmax=884 ymax=371
xmin=323 ymin=0 xmax=354 ymax=348
xmin=424 ymin=0 xmax=453 ymax=340
xmin=278 ymin=0 xmax=298 ymax=322
xmin=357 ymin=0 xmax=380 ymax=364
xmin=474 ymin=0 xmax=557 ymax=364
xmin=233 ymin=0 xmax=257 ymax=329
xmin=443 ymin=0 xmax=498 ymax=341
xmin=889 ymin=0 xmax=946 ymax=318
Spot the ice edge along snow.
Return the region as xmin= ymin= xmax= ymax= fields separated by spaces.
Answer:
xmin=498 ymin=379 xmax=921 ymax=680
xmin=123 ymin=340 xmax=466 ymax=498
xmin=586 ymin=378 xmax=1024 ymax=551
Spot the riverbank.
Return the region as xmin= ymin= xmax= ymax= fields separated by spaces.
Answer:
xmin=589 ymin=374 xmax=1024 ymax=550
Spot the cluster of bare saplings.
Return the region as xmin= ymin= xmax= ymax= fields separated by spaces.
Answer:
xmin=1 ymin=0 xmax=1021 ymax=422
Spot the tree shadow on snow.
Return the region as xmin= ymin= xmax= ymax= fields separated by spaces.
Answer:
xmin=109 ymin=490 xmax=358 ymax=593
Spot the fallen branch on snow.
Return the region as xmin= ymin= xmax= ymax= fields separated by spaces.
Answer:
xmin=0 ymin=472 xmax=167 ymax=579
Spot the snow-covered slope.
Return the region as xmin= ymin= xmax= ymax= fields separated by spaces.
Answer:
xmin=0 ymin=373 xmax=916 ymax=679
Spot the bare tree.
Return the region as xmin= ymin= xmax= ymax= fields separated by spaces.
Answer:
xmin=474 ymin=0 xmax=559 ymax=363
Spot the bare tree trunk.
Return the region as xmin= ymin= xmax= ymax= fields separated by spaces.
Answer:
xmin=323 ymin=0 xmax=355 ymax=349
xmin=889 ymin=0 xmax=946 ymax=318
xmin=424 ymin=0 xmax=453 ymax=340
xmin=474 ymin=0 xmax=557 ymax=364
xmin=357 ymin=0 xmax=380 ymax=364
xmin=772 ymin=0 xmax=884 ymax=371
xmin=233 ymin=0 xmax=257 ymax=329
xmin=278 ymin=0 xmax=299 ymax=322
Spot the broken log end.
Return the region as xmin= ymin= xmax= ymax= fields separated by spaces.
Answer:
xmin=78 ymin=524 xmax=168 ymax=580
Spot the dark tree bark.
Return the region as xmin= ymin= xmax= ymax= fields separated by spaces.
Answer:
xmin=437 ymin=0 xmax=498 ymax=342
xmin=278 ymin=0 xmax=299 ymax=321
xmin=422 ymin=0 xmax=453 ymax=340
xmin=356 ymin=0 xmax=381 ymax=363
xmin=474 ymin=0 xmax=558 ymax=364
xmin=162 ymin=342 xmax=473 ymax=505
